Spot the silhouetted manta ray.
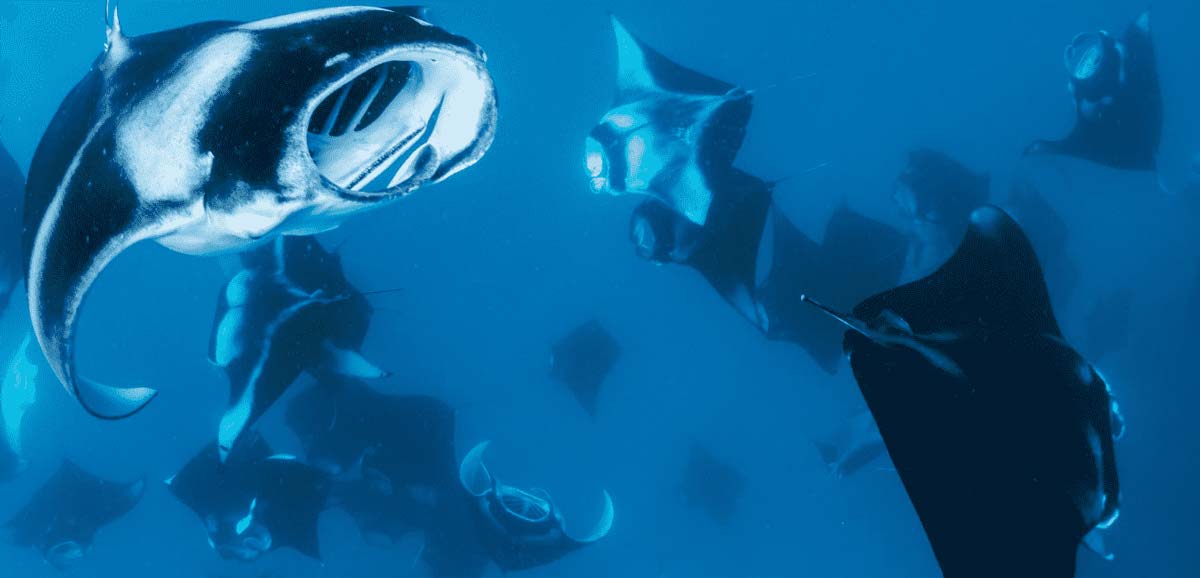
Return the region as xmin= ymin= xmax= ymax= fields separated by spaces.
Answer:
xmin=166 ymin=433 xmax=330 ymax=562
xmin=755 ymin=205 xmax=908 ymax=373
xmin=210 ymin=235 xmax=386 ymax=461
xmin=549 ymin=320 xmax=621 ymax=417
xmin=802 ymin=206 xmax=1122 ymax=577
xmin=586 ymin=14 xmax=752 ymax=227
xmin=22 ymin=6 xmax=496 ymax=420
xmin=891 ymin=149 xmax=990 ymax=278
xmin=1027 ymin=10 xmax=1161 ymax=171
xmin=6 ymin=460 xmax=145 ymax=570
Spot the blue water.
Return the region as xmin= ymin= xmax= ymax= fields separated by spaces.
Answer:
xmin=1 ymin=0 xmax=1198 ymax=576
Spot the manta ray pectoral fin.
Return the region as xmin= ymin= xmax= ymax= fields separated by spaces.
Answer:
xmin=566 ymin=490 xmax=615 ymax=544
xmin=75 ymin=377 xmax=158 ymax=422
xmin=458 ymin=440 xmax=494 ymax=497
xmin=318 ymin=342 xmax=388 ymax=379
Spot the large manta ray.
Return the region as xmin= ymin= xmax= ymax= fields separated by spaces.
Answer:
xmin=755 ymin=205 xmax=908 ymax=373
xmin=211 ymin=235 xmax=384 ymax=460
xmin=803 ymin=206 xmax=1122 ymax=577
xmin=459 ymin=441 xmax=614 ymax=572
xmin=23 ymin=6 xmax=497 ymax=420
xmin=0 ymin=334 xmax=39 ymax=481
xmin=166 ymin=433 xmax=331 ymax=562
xmin=5 ymin=460 xmax=145 ymax=570
xmin=1027 ymin=10 xmax=1161 ymax=171
xmin=586 ymin=14 xmax=751 ymax=227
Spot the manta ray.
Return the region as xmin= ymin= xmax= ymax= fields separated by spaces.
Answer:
xmin=548 ymin=320 xmax=621 ymax=417
xmin=631 ymin=169 xmax=774 ymax=327
xmin=586 ymin=14 xmax=752 ymax=226
xmin=679 ymin=443 xmax=744 ymax=527
xmin=167 ymin=433 xmax=331 ymax=562
xmin=22 ymin=6 xmax=497 ymax=420
xmin=459 ymin=441 xmax=614 ymax=572
xmin=211 ymin=235 xmax=386 ymax=461
xmin=6 ymin=460 xmax=145 ymax=570
xmin=0 ymin=334 xmax=40 ymax=481
xmin=802 ymin=206 xmax=1122 ymax=577
xmin=755 ymin=205 xmax=908 ymax=373
xmin=1027 ymin=10 xmax=1161 ymax=171
xmin=891 ymin=149 xmax=990 ymax=277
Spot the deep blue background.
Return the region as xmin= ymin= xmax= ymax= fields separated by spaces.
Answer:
xmin=1 ymin=0 xmax=1198 ymax=576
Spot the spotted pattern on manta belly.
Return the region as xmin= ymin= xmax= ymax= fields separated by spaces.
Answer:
xmin=22 ymin=6 xmax=497 ymax=420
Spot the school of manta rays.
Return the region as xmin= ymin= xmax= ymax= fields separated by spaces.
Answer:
xmin=0 ymin=3 xmax=1190 ymax=577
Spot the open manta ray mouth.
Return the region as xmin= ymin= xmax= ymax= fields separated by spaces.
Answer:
xmin=304 ymin=47 xmax=496 ymax=197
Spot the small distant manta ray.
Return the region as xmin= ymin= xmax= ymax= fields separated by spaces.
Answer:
xmin=5 ymin=459 xmax=145 ymax=570
xmin=755 ymin=205 xmax=908 ymax=373
xmin=586 ymin=14 xmax=752 ymax=227
xmin=814 ymin=411 xmax=888 ymax=480
xmin=0 ymin=334 xmax=40 ymax=481
xmin=458 ymin=441 xmax=615 ymax=572
xmin=1080 ymin=289 xmax=1134 ymax=363
xmin=630 ymin=169 xmax=774 ymax=327
xmin=0 ymin=140 xmax=24 ymax=308
xmin=1027 ymin=10 xmax=1161 ymax=171
xmin=22 ymin=5 xmax=497 ymax=420
xmin=679 ymin=443 xmax=744 ymax=528
xmin=211 ymin=235 xmax=388 ymax=461
xmin=549 ymin=320 xmax=621 ymax=417
xmin=801 ymin=206 xmax=1122 ymax=577
xmin=166 ymin=433 xmax=331 ymax=562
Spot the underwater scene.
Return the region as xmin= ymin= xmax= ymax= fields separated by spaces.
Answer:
xmin=0 ymin=0 xmax=1198 ymax=576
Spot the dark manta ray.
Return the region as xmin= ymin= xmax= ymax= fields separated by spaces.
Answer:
xmin=548 ymin=320 xmax=621 ymax=417
xmin=23 ymin=6 xmax=497 ymax=420
xmin=285 ymin=378 xmax=456 ymax=482
xmin=802 ymin=206 xmax=1121 ymax=577
xmin=586 ymin=14 xmax=752 ymax=226
xmin=755 ymin=205 xmax=908 ymax=373
xmin=0 ymin=335 xmax=40 ymax=481
xmin=211 ymin=235 xmax=386 ymax=461
xmin=167 ymin=433 xmax=330 ymax=562
xmin=631 ymin=169 xmax=774 ymax=326
xmin=458 ymin=441 xmax=614 ymax=572
xmin=1027 ymin=10 xmax=1161 ymax=171
xmin=0 ymin=141 xmax=23 ymax=307
xmin=6 ymin=460 xmax=145 ymax=570
xmin=679 ymin=444 xmax=744 ymax=527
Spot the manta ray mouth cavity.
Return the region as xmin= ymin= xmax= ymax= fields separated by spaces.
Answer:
xmin=304 ymin=47 xmax=494 ymax=197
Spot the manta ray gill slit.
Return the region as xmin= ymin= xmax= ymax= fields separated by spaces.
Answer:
xmin=304 ymin=49 xmax=488 ymax=195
